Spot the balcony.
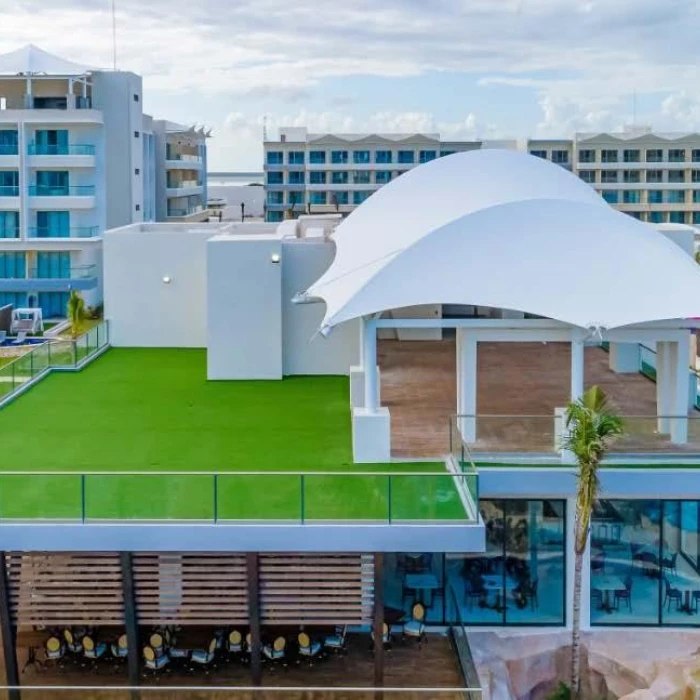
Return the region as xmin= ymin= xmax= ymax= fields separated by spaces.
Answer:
xmin=166 ymin=180 xmax=203 ymax=197
xmin=0 ymin=185 xmax=19 ymax=197
xmin=166 ymin=152 xmax=203 ymax=169
xmin=0 ymin=264 xmax=98 ymax=293
xmin=28 ymin=144 xmax=95 ymax=156
xmin=27 ymin=226 xmax=99 ymax=239
xmin=0 ymin=143 xmax=19 ymax=168
xmin=28 ymin=143 xmax=96 ymax=168
xmin=0 ymin=185 xmax=20 ymax=210
xmin=28 ymin=184 xmax=96 ymax=210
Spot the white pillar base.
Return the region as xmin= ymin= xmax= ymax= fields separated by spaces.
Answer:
xmin=352 ymin=407 xmax=391 ymax=463
xmin=608 ymin=343 xmax=639 ymax=373
xmin=349 ymin=365 xmax=380 ymax=409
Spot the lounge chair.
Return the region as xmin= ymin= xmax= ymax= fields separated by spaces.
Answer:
xmin=143 ymin=645 xmax=169 ymax=670
xmin=402 ymin=603 xmax=427 ymax=646
xmin=191 ymin=638 xmax=217 ymax=667
xmin=228 ymin=630 xmax=243 ymax=653
xmin=323 ymin=625 xmax=347 ymax=653
xmin=45 ymin=636 xmax=65 ymax=661
xmin=111 ymin=634 xmax=128 ymax=659
xmin=263 ymin=636 xmax=286 ymax=662
xmin=297 ymin=632 xmax=322 ymax=662
xmin=82 ymin=635 xmax=107 ymax=660
xmin=11 ymin=331 xmax=27 ymax=345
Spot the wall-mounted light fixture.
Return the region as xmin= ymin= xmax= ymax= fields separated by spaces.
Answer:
xmin=271 ymin=253 xmax=281 ymax=264
xmin=162 ymin=275 xmax=172 ymax=284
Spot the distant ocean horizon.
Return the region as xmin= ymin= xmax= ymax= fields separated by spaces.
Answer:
xmin=208 ymin=172 xmax=264 ymax=187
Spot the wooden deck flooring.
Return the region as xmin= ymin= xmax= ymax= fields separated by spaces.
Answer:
xmin=379 ymin=338 xmax=664 ymax=457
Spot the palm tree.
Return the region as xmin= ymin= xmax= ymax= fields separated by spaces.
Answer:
xmin=67 ymin=289 xmax=85 ymax=339
xmin=561 ymin=386 xmax=623 ymax=698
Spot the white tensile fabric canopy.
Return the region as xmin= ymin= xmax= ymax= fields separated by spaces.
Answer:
xmin=0 ymin=45 xmax=93 ymax=76
xmin=304 ymin=149 xmax=700 ymax=333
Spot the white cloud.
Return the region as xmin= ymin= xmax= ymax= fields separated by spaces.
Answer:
xmin=661 ymin=93 xmax=700 ymax=131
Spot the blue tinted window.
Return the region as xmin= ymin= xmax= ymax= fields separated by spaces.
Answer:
xmin=648 ymin=190 xmax=663 ymax=204
xmin=288 ymin=151 xmax=304 ymax=165
xmin=623 ymin=190 xmax=640 ymax=204
xmin=266 ymin=151 xmax=283 ymax=165
xmin=440 ymin=150 xmax=455 ymax=158
xmin=266 ymin=172 xmax=283 ymax=185
xmin=375 ymin=150 xmax=392 ymax=164
xmin=309 ymin=171 xmax=327 ymax=184
xmin=353 ymin=150 xmax=370 ymax=164
xmin=333 ymin=191 xmax=349 ymax=205
xmin=375 ymin=171 xmax=392 ymax=184
xmin=331 ymin=172 xmax=348 ymax=184
xmin=649 ymin=211 xmax=664 ymax=223
xmin=353 ymin=191 xmax=372 ymax=205
xmin=266 ymin=191 xmax=283 ymax=205
xmin=669 ymin=211 xmax=686 ymax=224
xmin=398 ymin=150 xmax=415 ymax=164
xmin=331 ymin=151 xmax=348 ymax=164
xmin=309 ymin=151 xmax=326 ymax=164
xmin=309 ymin=192 xmax=327 ymax=205
xmin=601 ymin=190 xmax=619 ymax=204
xmin=288 ymin=171 xmax=305 ymax=184
xmin=419 ymin=150 xmax=437 ymax=163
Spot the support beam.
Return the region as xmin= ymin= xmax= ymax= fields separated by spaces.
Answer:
xmin=457 ymin=331 xmax=477 ymax=442
xmin=570 ymin=339 xmax=584 ymax=402
xmin=671 ymin=340 xmax=689 ymax=444
xmin=657 ymin=342 xmax=672 ymax=434
xmin=246 ymin=552 xmax=262 ymax=686
xmin=373 ymin=553 xmax=385 ymax=693
xmin=120 ymin=552 xmax=140 ymax=700
xmin=0 ymin=551 xmax=19 ymax=700
xmin=363 ymin=318 xmax=378 ymax=412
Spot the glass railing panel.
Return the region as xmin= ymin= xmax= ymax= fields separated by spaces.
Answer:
xmin=0 ymin=186 xmax=19 ymax=196
xmin=28 ymin=226 xmax=99 ymax=238
xmin=84 ymin=474 xmax=214 ymax=520
xmin=28 ymin=185 xmax=95 ymax=196
xmin=303 ymin=473 xmax=388 ymax=521
xmin=216 ymin=473 xmax=301 ymax=521
xmin=48 ymin=338 xmax=77 ymax=367
xmin=0 ymin=361 xmax=17 ymax=399
xmin=0 ymin=474 xmax=81 ymax=519
xmin=454 ymin=415 xmax=558 ymax=454
xmin=0 ymin=145 xmax=18 ymax=155
xmin=390 ymin=473 xmax=467 ymax=521
xmin=608 ymin=415 xmax=700 ymax=453
xmin=28 ymin=144 xmax=95 ymax=156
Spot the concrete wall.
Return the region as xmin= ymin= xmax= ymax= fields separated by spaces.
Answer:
xmin=103 ymin=227 xmax=210 ymax=347
xmin=282 ymin=238 xmax=360 ymax=375
xmin=207 ymin=235 xmax=282 ymax=379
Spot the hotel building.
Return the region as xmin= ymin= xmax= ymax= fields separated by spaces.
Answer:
xmin=0 ymin=45 xmax=207 ymax=317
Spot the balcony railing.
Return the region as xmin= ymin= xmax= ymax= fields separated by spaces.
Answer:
xmin=0 ymin=469 xmax=478 ymax=523
xmin=28 ymin=185 xmax=95 ymax=196
xmin=167 ymin=153 xmax=202 ymax=163
xmin=0 ymin=145 xmax=18 ymax=156
xmin=28 ymin=144 xmax=95 ymax=156
xmin=0 ymin=185 xmax=19 ymax=196
xmin=167 ymin=179 xmax=201 ymax=189
xmin=28 ymin=226 xmax=99 ymax=239
xmin=451 ymin=414 xmax=700 ymax=459
xmin=28 ymin=264 xmax=96 ymax=280
xmin=168 ymin=205 xmax=204 ymax=217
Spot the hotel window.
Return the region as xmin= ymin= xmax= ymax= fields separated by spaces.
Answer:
xmin=694 ymin=212 xmax=700 ymax=225
xmin=601 ymin=190 xmax=619 ymax=204
xmin=623 ymin=170 xmax=640 ymax=183
xmin=309 ymin=151 xmax=326 ymax=164
xmin=266 ymin=191 xmax=283 ymax=205
xmin=669 ymin=211 xmax=686 ymax=223
xmin=308 ymin=191 xmax=327 ymax=205
xmin=646 ymin=170 xmax=663 ymax=183
xmin=309 ymin=171 xmax=327 ymax=184
xmin=0 ymin=252 xmax=26 ymax=278
xmin=623 ymin=190 xmax=641 ymax=204
xmin=353 ymin=150 xmax=370 ymax=164
xmin=375 ymin=150 xmax=393 ymax=164
xmin=668 ymin=170 xmax=685 ymax=183
xmin=134 ymin=131 xmax=140 ymax=138
xmin=440 ymin=150 xmax=456 ymax=158
xmin=693 ymin=149 xmax=700 ymax=162
xmin=353 ymin=191 xmax=373 ymax=205
xmin=288 ymin=171 xmax=305 ymax=185
xmin=287 ymin=151 xmax=304 ymax=165
xmin=266 ymin=211 xmax=283 ymax=223
xmin=579 ymin=170 xmax=596 ymax=184
xmin=649 ymin=211 xmax=664 ymax=223
xmin=419 ymin=150 xmax=437 ymax=163
xmin=648 ymin=190 xmax=663 ymax=204
xmin=692 ymin=170 xmax=700 ymax=183
xmin=353 ymin=171 xmax=371 ymax=185
xmin=331 ymin=171 xmax=348 ymax=184
xmin=623 ymin=149 xmax=640 ymax=163
xmin=646 ymin=149 xmax=663 ymax=163
xmin=0 ymin=171 xmax=19 ymax=196
xmin=331 ymin=150 xmax=348 ymax=164
xmin=0 ymin=129 xmax=19 ymax=155
xmin=529 ymin=150 xmax=547 ymax=159
xmin=601 ymin=171 xmax=618 ymax=183
xmin=578 ymin=149 xmax=596 ymax=163
xmin=398 ymin=150 xmax=415 ymax=164
xmin=551 ymin=150 xmax=569 ymax=164
xmin=266 ymin=172 xmax=283 ymax=185
xmin=266 ymin=151 xmax=283 ymax=165
xmin=693 ymin=190 xmax=700 ymax=203
xmin=666 ymin=190 xmax=686 ymax=204
xmin=0 ymin=211 xmax=19 ymax=238
xmin=375 ymin=171 xmax=392 ymax=184
xmin=287 ymin=190 xmax=304 ymax=206
xmin=333 ymin=191 xmax=349 ymax=205
xmin=669 ymin=148 xmax=686 ymax=163
xmin=601 ymin=149 xmax=618 ymax=163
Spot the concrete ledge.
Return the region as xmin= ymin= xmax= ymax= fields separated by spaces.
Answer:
xmin=349 ymin=365 xmax=380 ymax=409
xmin=352 ymin=407 xmax=391 ymax=462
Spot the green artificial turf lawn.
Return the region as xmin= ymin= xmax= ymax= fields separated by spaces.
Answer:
xmin=0 ymin=349 xmax=467 ymax=521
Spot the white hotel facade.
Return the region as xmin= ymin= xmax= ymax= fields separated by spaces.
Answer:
xmin=0 ymin=45 xmax=208 ymax=317
xmin=264 ymin=127 xmax=700 ymax=228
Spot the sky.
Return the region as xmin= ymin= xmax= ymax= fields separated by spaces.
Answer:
xmin=1 ymin=0 xmax=700 ymax=170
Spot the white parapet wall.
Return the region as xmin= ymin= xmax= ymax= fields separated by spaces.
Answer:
xmin=352 ymin=407 xmax=391 ymax=463
xmin=206 ymin=234 xmax=283 ymax=380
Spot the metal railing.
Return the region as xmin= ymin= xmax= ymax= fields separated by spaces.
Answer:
xmin=28 ymin=185 xmax=95 ymax=196
xmin=28 ymin=264 xmax=97 ymax=279
xmin=28 ymin=144 xmax=95 ymax=156
xmin=0 ymin=468 xmax=478 ymax=524
xmin=0 ymin=320 xmax=108 ymax=406
xmin=28 ymin=226 xmax=100 ymax=239
xmin=448 ymin=583 xmax=483 ymax=700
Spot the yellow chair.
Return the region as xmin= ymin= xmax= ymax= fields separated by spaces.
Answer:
xmin=298 ymin=632 xmax=322 ymax=660
xmin=63 ymin=629 xmax=82 ymax=654
xmin=263 ymin=636 xmax=286 ymax=661
xmin=191 ymin=638 xmax=217 ymax=666
xmin=371 ymin=622 xmax=391 ymax=646
xmin=228 ymin=630 xmax=243 ymax=653
xmin=149 ymin=633 xmax=165 ymax=658
xmin=402 ymin=603 xmax=427 ymax=645
xmin=143 ymin=645 xmax=169 ymax=670
xmin=111 ymin=634 xmax=128 ymax=659
xmin=45 ymin=636 xmax=65 ymax=661
xmin=82 ymin=635 xmax=107 ymax=660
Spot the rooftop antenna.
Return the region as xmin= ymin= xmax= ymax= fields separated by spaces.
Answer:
xmin=111 ymin=0 xmax=118 ymax=70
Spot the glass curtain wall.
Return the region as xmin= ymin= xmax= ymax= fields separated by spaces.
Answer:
xmin=591 ymin=500 xmax=700 ymax=626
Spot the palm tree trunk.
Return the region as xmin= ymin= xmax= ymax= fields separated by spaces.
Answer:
xmin=571 ymin=550 xmax=583 ymax=698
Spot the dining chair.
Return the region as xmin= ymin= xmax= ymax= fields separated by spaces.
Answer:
xmin=402 ymin=603 xmax=427 ymax=647
xmin=297 ymin=632 xmax=322 ymax=662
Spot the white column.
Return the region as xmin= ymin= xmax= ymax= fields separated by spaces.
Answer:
xmin=670 ymin=340 xmax=689 ymax=444
xmin=363 ymin=317 xmax=378 ymax=413
xmin=570 ymin=339 xmax=584 ymax=402
xmin=457 ymin=330 xmax=478 ymax=442
xmin=608 ymin=343 xmax=639 ymax=373
xmin=656 ymin=341 xmax=672 ymax=434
